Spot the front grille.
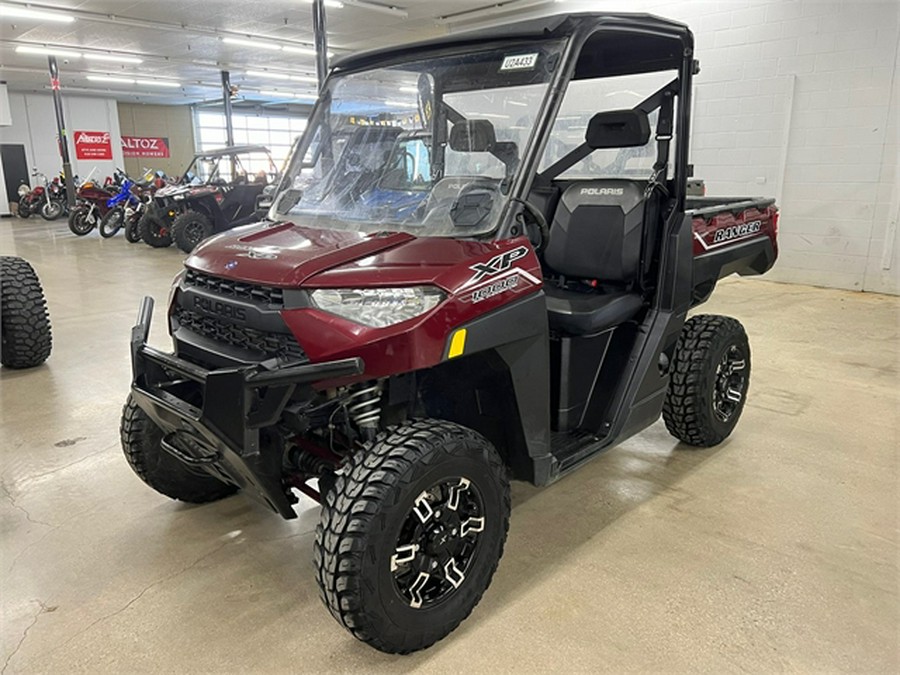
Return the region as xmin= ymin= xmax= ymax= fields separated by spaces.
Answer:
xmin=185 ymin=269 xmax=284 ymax=307
xmin=174 ymin=307 xmax=306 ymax=362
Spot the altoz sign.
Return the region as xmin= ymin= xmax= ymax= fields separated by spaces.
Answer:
xmin=122 ymin=136 xmax=170 ymax=158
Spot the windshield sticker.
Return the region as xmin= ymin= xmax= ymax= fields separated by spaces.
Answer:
xmin=500 ymin=53 xmax=538 ymax=71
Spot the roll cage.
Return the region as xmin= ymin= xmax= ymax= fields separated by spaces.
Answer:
xmin=319 ymin=13 xmax=696 ymax=235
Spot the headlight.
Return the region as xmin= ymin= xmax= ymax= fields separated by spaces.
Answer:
xmin=311 ymin=287 xmax=444 ymax=328
xmin=17 ymin=185 xmax=29 ymax=196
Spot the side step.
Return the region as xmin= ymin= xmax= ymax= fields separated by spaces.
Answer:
xmin=549 ymin=429 xmax=613 ymax=478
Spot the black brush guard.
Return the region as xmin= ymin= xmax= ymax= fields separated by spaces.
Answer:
xmin=130 ymin=296 xmax=363 ymax=518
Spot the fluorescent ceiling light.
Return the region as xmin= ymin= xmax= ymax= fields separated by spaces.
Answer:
xmin=246 ymin=70 xmax=318 ymax=84
xmin=247 ymin=69 xmax=291 ymax=80
xmin=281 ymin=45 xmax=316 ymax=56
xmin=298 ymin=0 xmax=345 ymax=7
xmin=436 ymin=0 xmax=551 ymax=23
xmin=343 ymin=0 xmax=407 ymax=17
xmin=86 ymin=75 xmax=135 ymax=84
xmin=84 ymin=53 xmax=143 ymax=64
xmin=136 ymin=79 xmax=181 ymax=87
xmin=15 ymin=45 xmax=82 ymax=59
xmin=259 ymin=90 xmax=317 ymax=101
xmin=384 ymin=100 xmax=418 ymax=109
xmin=1 ymin=4 xmax=74 ymax=22
xmin=223 ymin=37 xmax=282 ymax=51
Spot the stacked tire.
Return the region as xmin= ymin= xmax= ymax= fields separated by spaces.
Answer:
xmin=1 ymin=257 xmax=52 ymax=369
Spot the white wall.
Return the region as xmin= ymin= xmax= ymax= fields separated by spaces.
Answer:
xmin=470 ymin=0 xmax=900 ymax=294
xmin=0 ymin=92 xmax=125 ymax=189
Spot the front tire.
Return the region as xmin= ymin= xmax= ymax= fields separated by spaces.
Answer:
xmin=120 ymin=395 xmax=237 ymax=503
xmin=663 ymin=314 xmax=751 ymax=447
xmin=99 ymin=207 xmax=125 ymax=238
xmin=1 ymin=256 xmax=52 ymax=369
xmin=68 ymin=206 xmax=95 ymax=236
xmin=315 ymin=420 xmax=510 ymax=654
xmin=172 ymin=210 xmax=213 ymax=253
xmin=40 ymin=199 xmax=65 ymax=221
xmin=139 ymin=211 xmax=173 ymax=248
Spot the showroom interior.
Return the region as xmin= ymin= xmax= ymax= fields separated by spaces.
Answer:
xmin=0 ymin=0 xmax=897 ymax=670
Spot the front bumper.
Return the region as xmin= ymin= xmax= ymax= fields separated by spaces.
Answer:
xmin=130 ymin=296 xmax=363 ymax=518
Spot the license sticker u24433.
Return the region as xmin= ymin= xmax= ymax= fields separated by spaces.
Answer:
xmin=500 ymin=53 xmax=538 ymax=71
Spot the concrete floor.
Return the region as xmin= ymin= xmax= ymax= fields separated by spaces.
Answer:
xmin=1 ymin=216 xmax=897 ymax=673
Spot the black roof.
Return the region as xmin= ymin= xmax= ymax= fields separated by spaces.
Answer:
xmin=332 ymin=12 xmax=692 ymax=74
xmin=194 ymin=145 xmax=271 ymax=158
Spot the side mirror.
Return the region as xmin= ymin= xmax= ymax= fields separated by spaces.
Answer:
xmin=449 ymin=120 xmax=496 ymax=153
xmin=274 ymin=188 xmax=302 ymax=212
xmin=585 ymin=109 xmax=651 ymax=149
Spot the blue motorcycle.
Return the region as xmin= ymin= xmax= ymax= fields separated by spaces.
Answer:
xmin=99 ymin=173 xmax=141 ymax=239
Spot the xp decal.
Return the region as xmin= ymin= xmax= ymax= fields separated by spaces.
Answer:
xmin=464 ymin=246 xmax=529 ymax=285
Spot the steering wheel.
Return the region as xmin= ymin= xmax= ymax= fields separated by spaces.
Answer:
xmin=518 ymin=199 xmax=550 ymax=252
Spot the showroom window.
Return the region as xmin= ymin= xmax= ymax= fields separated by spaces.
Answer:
xmin=194 ymin=111 xmax=308 ymax=170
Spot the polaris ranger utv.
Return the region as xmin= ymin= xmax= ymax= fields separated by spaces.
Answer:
xmin=123 ymin=13 xmax=777 ymax=654
xmin=140 ymin=145 xmax=278 ymax=253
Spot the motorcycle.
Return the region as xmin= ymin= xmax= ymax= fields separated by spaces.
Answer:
xmin=17 ymin=170 xmax=71 ymax=221
xmin=67 ymin=169 xmax=119 ymax=236
xmin=99 ymin=176 xmax=142 ymax=238
xmin=16 ymin=171 xmax=47 ymax=219
xmin=123 ymin=169 xmax=168 ymax=243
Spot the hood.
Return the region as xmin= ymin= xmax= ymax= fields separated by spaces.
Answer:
xmin=155 ymin=183 xmax=190 ymax=199
xmin=185 ymin=221 xmax=416 ymax=286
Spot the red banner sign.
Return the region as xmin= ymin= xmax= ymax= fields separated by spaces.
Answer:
xmin=121 ymin=136 xmax=170 ymax=158
xmin=74 ymin=130 xmax=113 ymax=160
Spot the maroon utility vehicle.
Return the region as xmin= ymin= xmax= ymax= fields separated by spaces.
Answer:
xmin=122 ymin=13 xmax=778 ymax=654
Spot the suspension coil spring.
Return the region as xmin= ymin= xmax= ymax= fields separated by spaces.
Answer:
xmin=346 ymin=382 xmax=382 ymax=428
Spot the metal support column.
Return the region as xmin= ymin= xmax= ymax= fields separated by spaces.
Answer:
xmin=221 ymin=70 xmax=235 ymax=147
xmin=48 ymin=56 xmax=75 ymax=208
xmin=312 ymin=0 xmax=328 ymax=93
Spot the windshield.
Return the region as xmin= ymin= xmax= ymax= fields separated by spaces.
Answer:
xmin=183 ymin=151 xmax=277 ymax=186
xmin=274 ymin=40 xmax=565 ymax=236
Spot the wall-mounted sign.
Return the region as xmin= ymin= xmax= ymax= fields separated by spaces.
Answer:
xmin=74 ymin=130 xmax=113 ymax=160
xmin=122 ymin=136 xmax=170 ymax=158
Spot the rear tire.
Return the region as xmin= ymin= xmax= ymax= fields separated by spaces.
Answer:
xmin=17 ymin=198 xmax=33 ymax=219
xmin=172 ymin=210 xmax=213 ymax=253
xmin=663 ymin=314 xmax=751 ymax=447
xmin=315 ymin=420 xmax=510 ymax=654
xmin=1 ymin=256 xmax=52 ymax=369
xmin=120 ymin=395 xmax=237 ymax=503
xmin=124 ymin=213 xmax=142 ymax=243
xmin=139 ymin=211 xmax=173 ymax=248
xmin=99 ymin=207 xmax=125 ymax=238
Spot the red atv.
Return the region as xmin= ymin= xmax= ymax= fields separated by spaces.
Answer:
xmin=123 ymin=13 xmax=777 ymax=654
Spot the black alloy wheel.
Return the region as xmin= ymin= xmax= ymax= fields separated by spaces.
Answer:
xmin=712 ymin=343 xmax=748 ymax=423
xmin=391 ymin=476 xmax=486 ymax=610
xmin=315 ymin=419 xmax=510 ymax=654
xmin=172 ymin=210 xmax=213 ymax=254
